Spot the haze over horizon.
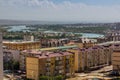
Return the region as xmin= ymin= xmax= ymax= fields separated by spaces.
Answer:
xmin=1 ymin=0 xmax=120 ymax=22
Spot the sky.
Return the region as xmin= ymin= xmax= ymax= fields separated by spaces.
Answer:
xmin=1 ymin=0 xmax=120 ymax=22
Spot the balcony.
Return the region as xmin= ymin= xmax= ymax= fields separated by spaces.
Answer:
xmin=66 ymin=61 xmax=69 ymax=64
xmin=59 ymin=66 xmax=64 ymax=70
xmin=66 ymin=73 xmax=71 ymax=77
xmin=66 ymin=69 xmax=70 ymax=73
xmin=55 ymin=66 xmax=59 ymax=70
xmin=55 ymin=57 xmax=60 ymax=60
xmin=46 ymin=58 xmax=51 ymax=62
xmin=60 ymin=57 xmax=63 ymax=60
xmin=46 ymin=68 xmax=50 ymax=72
xmin=55 ymin=66 xmax=64 ymax=70
xmin=59 ymin=61 xmax=63 ymax=65
xmin=46 ymin=72 xmax=50 ymax=76
xmin=66 ymin=56 xmax=70 ymax=59
xmin=66 ymin=65 xmax=70 ymax=68
xmin=55 ymin=61 xmax=63 ymax=65
xmin=45 ymin=63 xmax=51 ymax=67
xmin=59 ymin=70 xmax=63 ymax=74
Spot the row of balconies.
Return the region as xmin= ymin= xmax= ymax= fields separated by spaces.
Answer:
xmin=46 ymin=58 xmax=72 ymax=64
xmin=46 ymin=70 xmax=64 ymax=76
xmin=55 ymin=57 xmax=63 ymax=60
xmin=66 ymin=56 xmax=70 ymax=59
xmin=46 ymin=60 xmax=72 ymax=67
xmin=55 ymin=61 xmax=63 ymax=65
xmin=45 ymin=64 xmax=64 ymax=70
xmin=55 ymin=66 xmax=64 ymax=70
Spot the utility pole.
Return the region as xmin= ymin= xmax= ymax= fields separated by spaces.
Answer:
xmin=0 ymin=33 xmax=3 ymax=80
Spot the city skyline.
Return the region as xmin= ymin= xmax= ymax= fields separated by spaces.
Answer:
xmin=1 ymin=0 xmax=120 ymax=22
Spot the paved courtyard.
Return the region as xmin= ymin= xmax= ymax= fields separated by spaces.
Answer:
xmin=67 ymin=65 xmax=113 ymax=80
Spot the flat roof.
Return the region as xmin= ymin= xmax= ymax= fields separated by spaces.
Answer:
xmin=27 ymin=51 xmax=74 ymax=59
xmin=39 ymin=45 xmax=78 ymax=51
xmin=3 ymin=41 xmax=40 ymax=44
xmin=97 ymin=41 xmax=120 ymax=46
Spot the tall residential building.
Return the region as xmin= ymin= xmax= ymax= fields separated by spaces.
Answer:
xmin=112 ymin=50 xmax=120 ymax=71
xmin=3 ymin=49 xmax=20 ymax=62
xmin=68 ymin=45 xmax=112 ymax=72
xmin=3 ymin=41 xmax=41 ymax=50
xmin=98 ymin=41 xmax=120 ymax=72
xmin=26 ymin=51 xmax=75 ymax=80
xmin=112 ymin=44 xmax=120 ymax=71
xmin=20 ymin=45 xmax=77 ymax=70
xmin=0 ymin=33 xmax=3 ymax=80
xmin=65 ymin=40 xmax=95 ymax=49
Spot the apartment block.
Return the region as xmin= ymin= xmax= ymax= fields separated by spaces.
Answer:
xmin=3 ymin=41 xmax=41 ymax=50
xmin=20 ymin=45 xmax=77 ymax=70
xmin=41 ymin=39 xmax=68 ymax=48
xmin=65 ymin=40 xmax=95 ymax=48
xmin=112 ymin=44 xmax=120 ymax=71
xmin=84 ymin=46 xmax=112 ymax=71
xmin=3 ymin=49 xmax=20 ymax=62
xmin=98 ymin=41 xmax=120 ymax=73
xmin=68 ymin=45 xmax=112 ymax=72
xmin=26 ymin=51 xmax=75 ymax=80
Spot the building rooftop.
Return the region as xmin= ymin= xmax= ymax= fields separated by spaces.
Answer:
xmin=97 ymin=41 xmax=120 ymax=46
xmin=39 ymin=45 xmax=78 ymax=51
xmin=25 ymin=51 xmax=74 ymax=59
xmin=3 ymin=41 xmax=40 ymax=44
xmin=22 ymin=45 xmax=78 ymax=54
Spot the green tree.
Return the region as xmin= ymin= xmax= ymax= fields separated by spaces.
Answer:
xmin=54 ymin=75 xmax=63 ymax=80
xmin=13 ymin=61 xmax=20 ymax=70
xmin=39 ymin=76 xmax=49 ymax=80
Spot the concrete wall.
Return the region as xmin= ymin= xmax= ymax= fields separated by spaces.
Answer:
xmin=67 ymin=49 xmax=79 ymax=72
xmin=112 ymin=51 xmax=120 ymax=71
xmin=26 ymin=57 xmax=39 ymax=80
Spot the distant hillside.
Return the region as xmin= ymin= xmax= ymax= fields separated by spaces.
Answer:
xmin=0 ymin=19 xmax=65 ymax=25
xmin=1 ymin=19 xmax=120 ymax=29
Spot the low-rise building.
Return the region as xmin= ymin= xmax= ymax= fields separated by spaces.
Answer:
xmin=26 ymin=51 xmax=75 ymax=80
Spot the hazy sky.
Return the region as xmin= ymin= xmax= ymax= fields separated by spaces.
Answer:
xmin=1 ymin=0 xmax=120 ymax=22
